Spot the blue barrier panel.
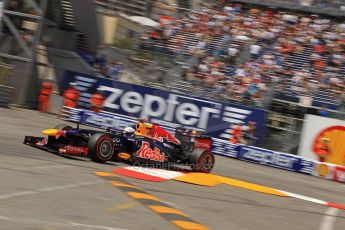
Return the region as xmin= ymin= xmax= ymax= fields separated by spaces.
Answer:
xmin=238 ymin=145 xmax=315 ymax=174
xmin=212 ymin=139 xmax=240 ymax=158
xmin=62 ymin=71 xmax=266 ymax=144
xmin=79 ymin=110 xmax=138 ymax=131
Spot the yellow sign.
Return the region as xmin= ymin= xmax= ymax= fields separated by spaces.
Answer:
xmin=312 ymin=126 xmax=345 ymax=165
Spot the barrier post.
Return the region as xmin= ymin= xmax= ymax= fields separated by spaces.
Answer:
xmin=0 ymin=62 xmax=14 ymax=108
xmin=0 ymin=62 xmax=12 ymax=85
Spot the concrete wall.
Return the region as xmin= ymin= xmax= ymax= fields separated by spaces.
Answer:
xmin=115 ymin=16 xmax=142 ymax=40
xmin=97 ymin=12 xmax=152 ymax=45
xmin=97 ymin=12 xmax=118 ymax=45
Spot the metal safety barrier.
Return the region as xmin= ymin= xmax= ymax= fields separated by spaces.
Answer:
xmin=60 ymin=106 xmax=82 ymax=122
xmin=0 ymin=63 xmax=13 ymax=85
xmin=0 ymin=85 xmax=14 ymax=108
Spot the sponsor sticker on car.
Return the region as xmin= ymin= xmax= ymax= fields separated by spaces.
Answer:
xmin=136 ymin=141 xmax=165 ymax=162
xmin=118 ymin=152 xmax=131 ymax=160
xmin=59 ymin=146 xmax=88 ymax=155
xmin=194 ymin=139 xmax=212 ymax=150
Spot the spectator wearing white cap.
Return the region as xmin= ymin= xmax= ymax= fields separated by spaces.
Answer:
xmin=250 ymin=44 xmax=261 ymax=60
xmin=227 ymin=45 xmax=239 ymax=64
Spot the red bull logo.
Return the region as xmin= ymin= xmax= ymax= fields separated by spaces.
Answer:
xmin=155 ymin=136 xmax=180 ymax=145
xmin=56 ymin=130 xmax=66 ymax=136
xmin=165 ymin=135 xmax=180 ymax=145
xmin=36 ymin=138 xmax=47 ymax=146
xmin=150 ymin=124 xmax=181 ymax=145
xmin=136 ymin=141 xmax=165 ymax=162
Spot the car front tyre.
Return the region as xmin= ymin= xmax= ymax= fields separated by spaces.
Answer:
xmin=88 ymin=133 xmax=114 ymax=163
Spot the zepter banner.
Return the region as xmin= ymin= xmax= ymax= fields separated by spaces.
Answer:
xmin=61 ymin=71 xmax=266 ymax=145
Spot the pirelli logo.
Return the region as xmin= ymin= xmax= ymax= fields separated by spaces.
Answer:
xmin=95 ymin=171 xmax=209 ymax=230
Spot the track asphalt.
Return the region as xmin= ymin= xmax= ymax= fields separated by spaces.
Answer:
xmin=0 ymin=108 xmax=345 ymax=230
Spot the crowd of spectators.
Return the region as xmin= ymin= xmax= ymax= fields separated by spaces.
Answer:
xmin=140 ymin=2 xmax=345 ymax=109
xmin=274 ymin=0 xmax=345 ymax=9
xmin=273 ymin=15 xmax=345 ymax=102
xmin=78 ymin=51 xmax=123 ymax=81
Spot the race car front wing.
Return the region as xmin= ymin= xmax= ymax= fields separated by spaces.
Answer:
xmin=23 ymin=136 xmax=88 ymax=157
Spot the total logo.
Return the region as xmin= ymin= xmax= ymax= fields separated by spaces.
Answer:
xmin=66 ymin=146 xmax=84 ymax=152
xmin=194 ymin=139 xmax=211 ymax=149
xmin=136 ymin=141 xmax=165 ymax=162
xmin=59 ymin=146 xmax=88 ymax=155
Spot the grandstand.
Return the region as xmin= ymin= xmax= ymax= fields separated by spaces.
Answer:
xmin=95 ymin=0 xmax=192 ymax=18
xmin=95 ymin=0 xmax=151 ymax=17
xmin=137 ymin=2 xmax=345 ymax=112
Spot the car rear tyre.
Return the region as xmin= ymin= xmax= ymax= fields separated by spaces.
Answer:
xmin=189 ymin=149 xmax=215 ymax=173
xmin=54 ymin=124 xmax=73 ymax=130
xmin=88 ymin=133 xmax=114 ymax=163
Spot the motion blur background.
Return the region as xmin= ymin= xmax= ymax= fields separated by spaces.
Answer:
xmin=0 ymin=0 xmax=345 ymax=155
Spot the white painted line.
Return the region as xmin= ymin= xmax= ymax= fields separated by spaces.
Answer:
xmin=0 ymin=163 xmax=74 ymax=173
xmin=71 ymin=222 xmax=127 ymax=230
xmin=0 ymin=191 xmax=37 ymax=200
xmin=0 ymin=215 xmax=128 ymax=230
xmin=319 ymin=207 xmax=339 ymax=230
xmin=277 ymin=190 xmax=327 ymax=205
xmin=21 ymin=164 xmax=73 ymax=171
xmin=0 ymin=180 xmax=103 ymax=200
xmin=37 ymin=180 xmax=103 ymax=192
xmin=161 ymin=200 xmax=184 ymax=210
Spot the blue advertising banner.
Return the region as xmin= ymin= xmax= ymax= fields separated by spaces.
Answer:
xmin=238 ymin=145 xmax=315 ymax=174
xmin=62 ymin=71 xmax=266 ymax=144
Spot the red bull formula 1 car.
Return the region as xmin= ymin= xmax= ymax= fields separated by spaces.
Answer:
xmin=23 ymin=120 xmax=215 ymax=173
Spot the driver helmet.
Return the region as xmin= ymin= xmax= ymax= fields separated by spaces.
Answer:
xmin=123 ymin=127 xmax=135 ymax=136
xmin=135 ymin=118 xmax=152 ymax=136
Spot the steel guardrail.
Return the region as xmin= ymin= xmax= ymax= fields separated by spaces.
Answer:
xmin=0 ymin=85 xmax=14 ymax=108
